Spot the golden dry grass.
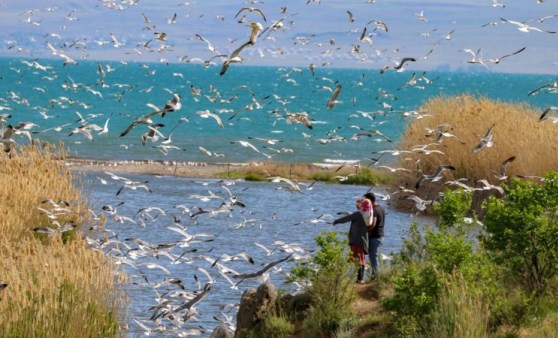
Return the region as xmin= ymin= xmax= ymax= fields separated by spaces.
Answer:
xmin=396 ymin=95 xmax=558 ymax=204
xmin=400 ymin=95 xmax=558 ymax=180
xmin=0 ymin=144 xmax=126 ymax=337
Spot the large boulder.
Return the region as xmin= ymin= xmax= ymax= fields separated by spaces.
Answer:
xmin=210 ymin=325 xmax=233 ymax=338
xmin=235 ymin=282 xmax=278 ymax=337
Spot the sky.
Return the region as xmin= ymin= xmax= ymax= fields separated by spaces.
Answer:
xmin=0 ymin=0 xmax=557 ymax=74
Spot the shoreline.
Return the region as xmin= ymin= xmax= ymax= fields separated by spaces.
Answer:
xmin=63 ymin=157 xmax=346 ymax=180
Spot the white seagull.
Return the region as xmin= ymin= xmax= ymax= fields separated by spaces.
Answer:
xmin=472 ymin=124 xmax=495 ymax=153
xmin=500 ymin=17 xmax=556 ymax=33
xmin=415 ymin=165 xmax=456 ymax=189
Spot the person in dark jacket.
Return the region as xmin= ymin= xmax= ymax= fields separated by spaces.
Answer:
xmin=332 ymin=198 xmax=371 ymax=284
xmin=364 ymin=192 xmax=385 ymax=279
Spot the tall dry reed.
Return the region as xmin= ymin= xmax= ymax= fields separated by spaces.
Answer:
xmin=0 ymin=143 xmax=126 ymax=337
xmin=399 ymin=95 xmax=558 ymax=181
xmin=395 ymin=96 xmax=558 ymax=206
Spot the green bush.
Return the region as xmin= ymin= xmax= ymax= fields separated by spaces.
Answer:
xmin=383 ymin=263 xmax=442 ymax=336
xmin=482 ymin=173 xmax=558 ymax=296
xmin=251 ymin=314 xmax=294 ymax=338
xmin=289 ymin=231 xmax=356 ymax=337
xmin=385 ymin=204 xmax=500 ymax=336
xmin=310 ymin=171 xmax=335 ymax=183
xmin=434 ymin=188 xmax=472 ymax=229
xmin=384 ymin=172 xmax=558 ymax=336
xmin=343 ymin=168 xmax=382 ymax=186
xmin=244 ymin=172 xmax=264 ymax=181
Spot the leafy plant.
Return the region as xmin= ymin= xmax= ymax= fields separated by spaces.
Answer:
xmin=289 ymin=231 xmax=356 ymax=337
xmin=482 ymin=173 xmax=558 ymax=296
xmin=244 ymin=172 xmax=264 ymax=181
xmin=343 ymin=168 xmax=383 ymax=186
xmin=433 ymin=188 xmax=472 ymax=229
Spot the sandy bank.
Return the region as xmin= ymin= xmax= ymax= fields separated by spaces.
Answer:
xmin=63 ymin=158 xmax=343 ymax=180
xmin=64 ymin=158 xmax=261 ymax=178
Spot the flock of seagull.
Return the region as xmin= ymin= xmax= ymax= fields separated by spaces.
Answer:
xmin=1 ymin=1 xmax=558 ymax=337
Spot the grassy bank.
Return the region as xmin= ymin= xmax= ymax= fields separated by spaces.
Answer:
xmin=217 ymin=161 xmax=393 ymax=186
xmin=0 ymin=144 xmax=126 ymax=336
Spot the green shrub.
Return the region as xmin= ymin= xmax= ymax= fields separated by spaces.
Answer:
xmin=251 ymin=314 xmax=294 ymax=338
xmin=311 ymin=171 xmax=336 ymax=183
xmin=385 ymin=217 xmax=499 ymax=335
xmin=434 ymin=188 xmax=473 ymax=229
xmin=383 ymin=263 xmax=442 ymax=336
xmin=343 ymin=168 xmax=382 ymax=186
xmin=244 ymin=172 xmax=264 ymax=181
xmin=482 ymin=173 xmax=558 ymax=296
xmin=289 ymin=231 xmax=356 ymax=337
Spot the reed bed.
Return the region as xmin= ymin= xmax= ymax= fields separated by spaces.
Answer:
xmin=399 ymin=95 xmax=558 ymax=180
xmin=396 ymin=95 xmax=558 ymax=204
xmin=0 ymin=144 xmax=126 ymax=337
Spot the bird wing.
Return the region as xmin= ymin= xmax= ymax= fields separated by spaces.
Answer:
xmin=539 ymin=106 xmax=558 ymax=121
xmin=359 ymin=27 xmax=367 ymax=41
xmin=326 ymin=85 xmax=342 ymax=109
xmin=220 ymin=41 xmax=251 ymax=76
xmin=483 ymin=124 xmax=495 ymax=139
xmin=499 ymin=156 xmax=516 ymax=175
xmin=496 ymin=46 xmax=526 ymax=62
xmin=395 ymin=57 xmax=416 ymax=70
xmin=415 ymin=175 xmax=426 ymax=189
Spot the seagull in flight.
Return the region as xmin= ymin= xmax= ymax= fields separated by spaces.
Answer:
xmin=415 ymin=165 xmax=456 ymax=189
xmin=472 ymin=124 xmax=495 ymax=153
xmin=235 ymin=7 xmax=266 ymax=22
xmin=403 ymin=195 xmax=432 ymax=212
xmin=119 ymin=93 xmax=181 ymax=137
xmin=531 ymin=80 xmax=558 ymax=97
xmin=476 ymin=179 xmax=505 ymax=195
xmin=500 ymin=17 xmax=556 ymax=33
xmin=326 ymin=84 xmax=342 ymax=109
xmin=484 ymin=46 xmax=526 ymax=64
xmin=220 ymin=41 xmax=251 ymax=76
xmin=539 ymin=106 xmax=558 ymax=122
xmin=367 ymin=19 xmax=388 ymax=32
xmin=493 ymin=155 xmax=516 ymax=181
xmin=380 ymin=57 xmax=416 ymax=74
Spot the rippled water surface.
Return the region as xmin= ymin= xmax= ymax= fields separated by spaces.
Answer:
xmin=78 ymin=170 xmax=433 ymax=337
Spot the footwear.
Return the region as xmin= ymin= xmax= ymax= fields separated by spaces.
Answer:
xmin=356 ymin=280 xmax=365 ymax=284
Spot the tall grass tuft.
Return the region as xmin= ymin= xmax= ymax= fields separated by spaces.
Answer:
xmin=397 ymin=95 xmax=558 ymax=197
xmin=0 ymin=144 xmax=126 ymax=337
xmin=428 ymin=273 xmax=490 ymax=338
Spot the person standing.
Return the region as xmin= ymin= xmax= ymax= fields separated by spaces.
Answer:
xmin=365 ymin=192 xmax=385 ymax=279
xmin=332 ymin=198 xmax=371 ymax=284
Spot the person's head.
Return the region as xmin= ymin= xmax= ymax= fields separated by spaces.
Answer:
xmin=355 ymin=198 xmax=363 ymax=210
xmin=360 ymin=198 xmax=372 ymax=212
xmin=364 ymin=192 xmax=376 ymax=203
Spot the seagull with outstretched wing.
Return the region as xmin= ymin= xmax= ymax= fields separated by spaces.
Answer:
xmin=472 ymin=124 xmax=495 ymax=153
